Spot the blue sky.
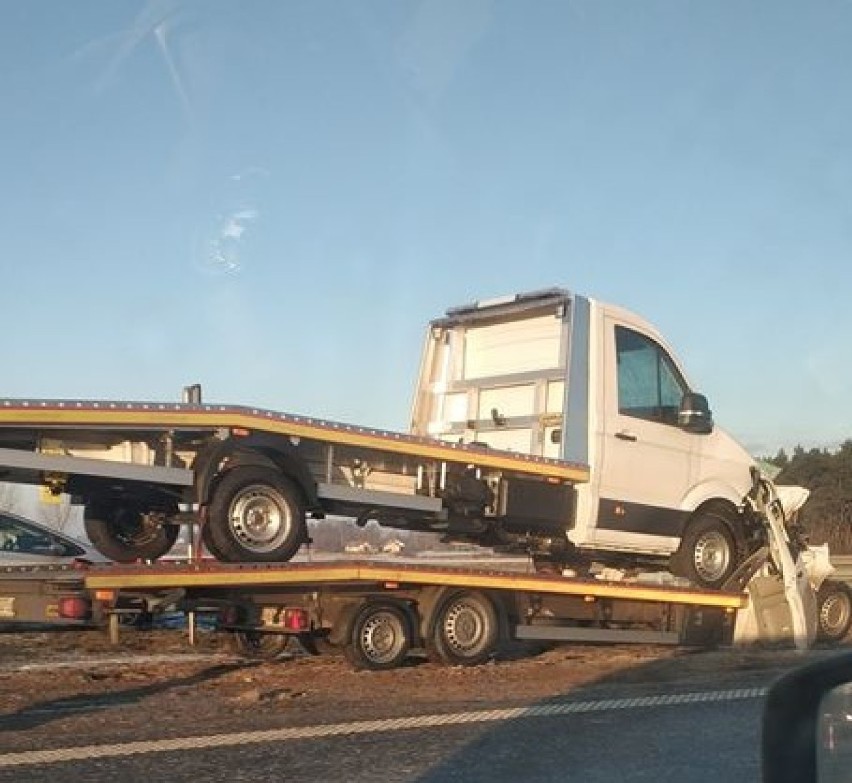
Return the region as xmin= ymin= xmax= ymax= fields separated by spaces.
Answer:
xmin=2 ymin=0 xmax=852 ymax=455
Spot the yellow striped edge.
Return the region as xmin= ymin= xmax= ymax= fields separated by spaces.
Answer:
xmin=84 ymin=563 xmax=746 ymax=609
xmin=0 ymin=407 xmax=589 ymax=482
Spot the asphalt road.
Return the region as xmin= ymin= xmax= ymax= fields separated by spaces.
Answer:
xmin=0 ymin=685 xmax=766 ymax=782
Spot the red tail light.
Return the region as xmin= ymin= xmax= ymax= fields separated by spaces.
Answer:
xmin=58 ymin=596 xmax=91 ymax=620
xmin=283 ymin=608 xmax=309 ymax=631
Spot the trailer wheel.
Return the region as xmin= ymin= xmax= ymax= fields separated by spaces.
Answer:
xmin=817 ymin=581 xmax=852 ymax=642
xmin=230 ymin=630 xmax=290 ymax=660
xmin=426 ymin=590 xmax=499 ymax=666
xmin=676 ymin=513 xmax=737 ymax=589
xmin=343 ymin=602 xmax=411 ymax=671
xmin=207 ymin=467 xmax=306 ymax=562
xmin=84 ymin=503 xmax=179 ymax=563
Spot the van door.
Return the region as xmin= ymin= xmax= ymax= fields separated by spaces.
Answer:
xmin=591 ymin=317 xmax=696 ymax=550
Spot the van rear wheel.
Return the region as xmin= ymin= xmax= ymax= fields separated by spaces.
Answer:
xmin=207 ymin=467 xmax=306 ymax=562
xmin=84 ymin=502 xmax=179 ymax=563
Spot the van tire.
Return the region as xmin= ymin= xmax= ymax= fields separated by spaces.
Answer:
xmin=201 ymin=520 xmax=229 ymax=561
xmin=84 ymin=503 xmax=179 ymax=563
xmin=207 ymin=467 xmax=306 ymax=562
xmin=676 ymin=513 xmax=737 ymax=589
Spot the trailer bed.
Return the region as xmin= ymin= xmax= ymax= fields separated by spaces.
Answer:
xmin=0 ymin=399 xmax=588 ymax=482
xmin=82 ymin=559 xmax=746 ymax=609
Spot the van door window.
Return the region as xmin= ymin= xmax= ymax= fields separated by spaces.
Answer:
xmin=615 ymin=326 xmax=688 ymax=425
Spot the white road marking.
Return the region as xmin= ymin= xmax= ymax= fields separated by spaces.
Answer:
xmin=0 ymin=687 xmax=768 ymax=768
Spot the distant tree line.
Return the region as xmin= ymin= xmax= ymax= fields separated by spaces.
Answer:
xmin=769 ymin=441 xmax=852 ymax=553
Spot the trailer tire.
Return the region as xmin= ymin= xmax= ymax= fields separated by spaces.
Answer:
xmin=230 ymin=630 xmax=290 ymax=660
xmin=675 ymin=513 xmax=737 ymax=589
xmin=816 ymin=581 xmax=852 ymax=643
xmin=343 ymin=602 xmax=411 ymax=671
xmin=426 ymin=590 xmax=499 ymax=666
xmin=207 ymin=467 xmax=306 ymax=562
xmin=84 ymin=504 xmax=179 ymax=563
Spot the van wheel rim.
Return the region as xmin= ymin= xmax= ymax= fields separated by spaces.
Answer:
xmin=229 ymin=485 xmax=293 ymax=553
xmin=693 ymin=531 xmax=731 ymax=583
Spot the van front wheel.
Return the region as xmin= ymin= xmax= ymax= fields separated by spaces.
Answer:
xmin=676 ymin=515 xmax=737 ymax=589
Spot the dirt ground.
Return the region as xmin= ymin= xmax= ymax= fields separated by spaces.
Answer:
xmin=0 ymin=627 xmax=846 ymax=754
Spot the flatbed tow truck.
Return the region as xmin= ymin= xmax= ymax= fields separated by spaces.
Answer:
xmin=3 ymin=471 xmax=848 ymax=670
xmin=2 ymin=552 xmax=752 ymax=670
xmin=1 ymin=289 xmax=850 ymax=667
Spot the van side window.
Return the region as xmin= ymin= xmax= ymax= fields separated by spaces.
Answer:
xmin=615 ymin=326 xmax=688 ymax=425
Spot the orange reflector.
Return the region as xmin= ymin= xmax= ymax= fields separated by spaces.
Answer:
xmin=383 ymin=582 xmax=399 ymax=589
xmin=232 ymin=428 xmax=251 ymax=437
xmin=94 ymin=590 xmax=116 ymax=602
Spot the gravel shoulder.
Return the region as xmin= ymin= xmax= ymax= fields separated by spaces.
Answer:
xmin=0 ymin=629 xmax=847 ymax=753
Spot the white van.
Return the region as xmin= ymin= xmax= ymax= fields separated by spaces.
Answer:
xmin=411 ymin=288 xmax=758 ymax=587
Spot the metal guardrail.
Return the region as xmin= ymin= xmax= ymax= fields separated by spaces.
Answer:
xmin=830 ymin=556 xmax=852 ymax=584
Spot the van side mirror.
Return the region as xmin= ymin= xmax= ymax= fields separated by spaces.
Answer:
xmin=678 ymin=392 xmax=713 ymax=434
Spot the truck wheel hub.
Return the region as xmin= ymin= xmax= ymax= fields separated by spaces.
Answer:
xmin=444 ymin=603 xmax=484 ymax=651
xmin=360 ymin=613 xmax=404 ymax=662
